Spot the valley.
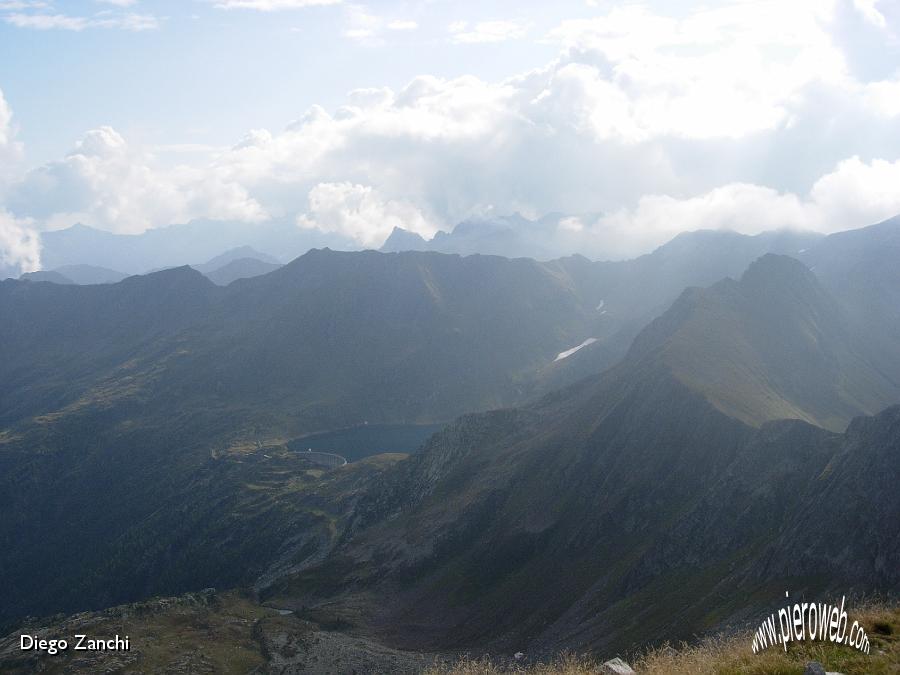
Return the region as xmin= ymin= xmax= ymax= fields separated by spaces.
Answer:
xmin=1 ymin=219 xmax=899 ymax=672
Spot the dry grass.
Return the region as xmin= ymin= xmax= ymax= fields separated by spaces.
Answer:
xmin=427 ymin=653 xmax=601 ymax=675
xmin=427 ymin=601 xmax=900 ymax=675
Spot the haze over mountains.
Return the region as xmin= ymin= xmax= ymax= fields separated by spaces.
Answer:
xmin=29 ymin=219 xmax=353 ymax=276
xmin=1 ymin=217 xmax=899 ymax=669
xmin=380 ymin=213 xmax=613 ymax=260
xmin=3 ymin=210 xmax=826 ymax=282
xmin=15 ymin=246 xmax=285 ymax=288
xmin=255 ymin=249 xmax=899 ymax=657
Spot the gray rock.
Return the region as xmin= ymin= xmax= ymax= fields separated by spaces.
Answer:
xmin=804 ymin=662 xmax=826 ymax=675
xmin=602 ymin=657 xmax=636 ymax=674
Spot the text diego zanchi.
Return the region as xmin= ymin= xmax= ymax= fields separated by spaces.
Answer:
xmin=20 ymin=634 xmax=130 ymax=655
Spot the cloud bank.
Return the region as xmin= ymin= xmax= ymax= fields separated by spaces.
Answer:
xmin=0 ymin=211 xmax=40 ymax=274
xmin=2 ymin=0 xmax=899 ymax=265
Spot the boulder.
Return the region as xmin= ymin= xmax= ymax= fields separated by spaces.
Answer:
xmin=601 ymin=657 xmax=636 ymax=674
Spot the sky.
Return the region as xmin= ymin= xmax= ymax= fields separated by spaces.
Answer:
xmin=1 ymin=0 xmax=899 ymax=271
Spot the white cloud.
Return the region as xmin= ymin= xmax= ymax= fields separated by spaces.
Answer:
xmin=8 ymin=126 xmax=266 ymax=234
xmin=449 ymin=19 xmax=528 ymax=44
xmin=809 ymin=156 xmax=900 ymax=229
xmin=0 ymin=211 xmax=40 ymax=275
xmin=341 ymin=6 xmax=416 ymax=43
xmin=852 ymin=0 xmax=887 ymax=28
xmin=387 ymin=19 xmax=416 ymax=31
xmin=3 ymin=1 xmax=900 ymax=256
xmin=0 ymin=1 xmax=49 ymax=8
xmin=297 ymin=182 xmax=437 ymax=248
xmin=208 ymin=0 xmax=340 ymax=10
xmin=594 ymin=184 xmax=814 ymax=257
xmin=545 ymin=2 xmax=850 ymax=141
xmin=0 ymin=88 xmax=25 ymax=187
xmin=590 ymin=156 xmax=900 ymax=257
xmin=0 ymin=89 xmax=16 ymax=149
xmin=864 ymin=78 xmax=900 ymax=117
xmin=96 ymin=0 xmax=138 ymax=6
xmin=4 ymin=11 xmax=159 ymax=30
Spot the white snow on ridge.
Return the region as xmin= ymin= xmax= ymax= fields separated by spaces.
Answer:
xmin=554 ymin=338 xmax=598 ymax=362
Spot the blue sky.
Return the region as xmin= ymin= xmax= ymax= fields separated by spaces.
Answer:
xmin=1 ymin=0 xmax=899 ymax=271
xmin=1 ymin=0 xmax=594 ymax=165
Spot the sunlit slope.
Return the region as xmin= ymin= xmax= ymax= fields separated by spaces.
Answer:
xmin=627 ymin=254 xmax=900 ymax=431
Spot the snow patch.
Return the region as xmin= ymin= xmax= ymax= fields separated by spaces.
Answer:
xmin=554 ymin=338 xmax=598 ymax=362
xmin=596 ymin=299 xmax=605 ymax=310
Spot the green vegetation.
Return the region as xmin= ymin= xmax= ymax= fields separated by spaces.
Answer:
xmin=2 ymin=225 xmax=900 ymax=661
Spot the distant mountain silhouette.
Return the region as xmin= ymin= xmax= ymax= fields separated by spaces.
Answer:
xmin=18 ymin=269 xmax=74 ymax=284
xmin=191 ymin=245 xmax=280 ymax=274
xmin=53 ymin=264 xmax=127 ymax=284
xmin=204 ymin=257 xmax=283 ymax=285
xmin=38 ymin=220 xmax=354 ymax=274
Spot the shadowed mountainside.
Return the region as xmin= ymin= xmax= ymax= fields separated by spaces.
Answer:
xmin=2 ymin=221 xmax=900 ymax=638
xmin=261 ymin=255 xmax=900 ymax=656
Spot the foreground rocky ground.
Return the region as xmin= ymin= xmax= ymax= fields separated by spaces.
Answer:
xmin=1 ymin=590 xmax=895 ymax=674
xmin=0 ymin=590 xmax=433 ymax=674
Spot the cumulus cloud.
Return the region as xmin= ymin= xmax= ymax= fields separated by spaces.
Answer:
xmin=546 ymin=2 xmax=852 ymax=141
xmin=0 ymin=1 xmax=49 ymax=8
xmin=341 ymin=6 xmax=417 ymax=43
xmin=297 ymin=183 xmax=437 ymax=248
xmin=0 ymin=89 xmax=17 ymax=151
xmin=590 ymin=156 xmax=900 ymax=257
xmin=0 ymin=211 xmax=40 ymax=275
xmin=387 ymin=20 xmax=416 ymax=31
xmin=207 ymin=0 xmax=341 ymax=10
xmin=864 ymin=78 xmax=900 ymax=117
xmin=8 ymin=126 xmax=267 ymax=233
xmin=449 ymin=20 xmax=528 ymax=44
xmin=852 ymin=0 xmax=888 ymax=28
xmin=4 ymin=11 xmax=159 ymax=30
xmin=809 ymin=156 xmax=900 ymax=228
xmin=3 ymin=0 xmax=900 ymax=258
xmin=0 ymin=89 xmax=24 ymax=187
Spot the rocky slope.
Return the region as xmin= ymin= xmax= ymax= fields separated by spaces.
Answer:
xmin=259 ymin=256 xmax=900 ymax=656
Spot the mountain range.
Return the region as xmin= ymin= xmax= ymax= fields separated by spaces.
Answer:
xmin=267 ymin=254 xmax=898 ymax=657
xmin=2 ymin=210 xmax=828 ymax=283
xmin=16 ymin=246 xmax=284 ymax=288
xmin=30 ymin=219 xmax=354 ymax=275
xmin=1 ymin=217 xmax=899 ymax=667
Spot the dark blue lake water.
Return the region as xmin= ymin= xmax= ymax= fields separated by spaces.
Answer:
xmin=287 ymin=423 xmax=445 ymax=462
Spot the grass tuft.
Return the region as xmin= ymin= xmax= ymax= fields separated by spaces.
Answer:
xmin=426 ymin=601 xmax=900 ymax=675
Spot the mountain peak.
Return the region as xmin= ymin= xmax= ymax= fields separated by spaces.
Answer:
xmin=625 ymin=254 xmax=896 ymax=430
xmin=380 ymin=226 xmax=429 ymax=252
xmin=740 ymin=253 xmax=814 ymax=284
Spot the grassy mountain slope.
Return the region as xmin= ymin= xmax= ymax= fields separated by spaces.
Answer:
xmin=627 ymin=254 xmax=899 ymax=430
xmin=2 ymin=223 xmax=899 ymax=641
xmin=262 ymin=256 xmax=900 ymax=656
xmin=0 ymin=250 xmax=611 ymax=627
